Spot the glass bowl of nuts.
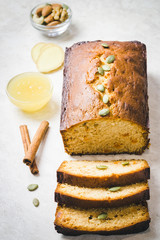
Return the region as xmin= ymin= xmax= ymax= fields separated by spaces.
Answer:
xmin=30 ymin=2 xmax=72 ymax=37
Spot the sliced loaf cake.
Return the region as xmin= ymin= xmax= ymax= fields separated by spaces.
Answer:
xmin=54 ymin=203 xmax=150 ymax=235
xmin=55 ymin=182 xmax=149 ymax=208
xmin=57 ymin=159 xmax=150 ymax=188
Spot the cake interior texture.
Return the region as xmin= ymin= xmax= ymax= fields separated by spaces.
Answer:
xmin=57 ymin=159 xmax=150 ymax=188
xmin=55 ymin=159 xmax=150 ymax=235
xmin=60 ymin=41 xmax=149 ymax=155
xmin=55 ymin=182 xmax=149 ymax=201
xmin=58 ymin=159 xmax=149 ymax=178
xmin=61 ymin=118 xmax=148 ymax=154
xmin=55 ymin=203 xmax=150 ymax=233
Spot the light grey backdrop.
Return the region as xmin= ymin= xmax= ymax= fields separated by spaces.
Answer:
xmin=0 ymin=0 xmax=160 ymax=239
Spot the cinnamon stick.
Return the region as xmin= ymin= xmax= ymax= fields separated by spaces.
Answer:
xmin=19 ymin=125 xmax=39 ymax=174
xmin=23 ymin=121 xmax=49 ymax=166
xmin=30 ymin=159 xmax=39 ymax=175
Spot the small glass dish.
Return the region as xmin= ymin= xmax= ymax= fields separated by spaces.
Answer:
xmin=6 ymin=72 xmax=53 ymax=112
xmin=30 ymin=2 xmax=72 ymax=37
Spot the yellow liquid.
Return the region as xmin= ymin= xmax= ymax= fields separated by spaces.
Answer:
xmin=7 ymin=72 xmax=53 ymax=112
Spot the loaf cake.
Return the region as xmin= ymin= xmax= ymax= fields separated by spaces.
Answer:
xmin=55 ymin=182 xmax=149 ymax=208
xmin=57 ymin=160 xmax=150 ymax=188
xmin=60 ymin=40 xmax=149 ymax=155
xmin=54 ymin=203 xmax=150 ymax=235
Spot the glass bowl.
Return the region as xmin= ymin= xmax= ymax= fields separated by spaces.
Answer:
xmin=30 ymin=2 xmax=72 ymax=37
xmin=6 ymin=72 xmax=53 ymax=112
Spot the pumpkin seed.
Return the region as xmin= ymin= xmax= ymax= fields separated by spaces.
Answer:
xmin=106 ymin=55 xmax=115 ymax=63
xmin=122 ymin=161 xmax=130 ymax=166
xmin=97 ymin=67 xmax=104 ymax=75
xmin=99 ymin=108 xmax=109 ymax=116
xmin=96 ymin=165 xmax=108 ymax=170
xmin=62 ymin=4 xmax=68 ymax=9
xmin=103 ymin=94 xmax=109 ymax=104
xmin=102 ymin=65 xmax=111 ymax=71
xmin=33 ymin=198 xmax=39 ymax=207
xmin=98 ymin=213 xmax=107 ymax=220
xmin=96 ymin=84 xmax=105 ymax=92
xmin=101 ymin=43 xmax=109 ymax=48
xmin=27 ymin=184 xmax=38 ymax=191
xmin=109 ymin=187 xmax=121 ymax=192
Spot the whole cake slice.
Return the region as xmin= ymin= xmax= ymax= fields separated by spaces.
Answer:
xmin=54 ymin=203 xmax=150 ymax=235
xmin=57 ymin=160 xmax=150 ymax=188
xmin=55 ymin=182 xmax=149 ymax=208
xmin=60 ymin=41 xmax=149 ymax=155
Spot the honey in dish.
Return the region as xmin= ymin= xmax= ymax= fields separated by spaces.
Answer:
xmin=7 ymin=72 xmax=53 ymax=112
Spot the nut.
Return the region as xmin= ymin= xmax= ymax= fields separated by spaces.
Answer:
xmin=54 ymin=9 xmax=60 ymax=20
xmin=44 ymin=13 xmax=54 ymax=24
xmin=60 ymin=8 xmax=67 ymax=22
xmin=36 ymin=7 xmax=43 ymax=17
xmin=51 ymin=10 xmax=55 ymax=17
xmin=33 ymin=14 xmax=44 ymax=24
xmin=59 ymin=8 xmax=63 ymax=14
xmin=42 ymin=5 xmax=52 ymax=17
xmin=52 ymin=3 xmax=62 ymax=10
xmin=47 ymin=21 xmax=60 ymax=26
xmin=33 ymin=3 xmax=69 ymax=25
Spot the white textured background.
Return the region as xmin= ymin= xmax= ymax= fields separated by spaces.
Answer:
xmin=0 ymin=0 xmax=160 ymax=239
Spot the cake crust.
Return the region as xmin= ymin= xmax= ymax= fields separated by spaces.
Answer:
xmin=55 ymin=220 xmax=150 ymax=236
xmin=60 ymin=40 xmax=149 ymax=131
xmin=57 ymin=160 xmax=150 ymax=188
xmin=54 ymin=203 xmax=150 ymax=236
xmin=57 ymin=168 xmax=150 ymax=187
xmin=55 ymin=187 xmax=149 ymax=209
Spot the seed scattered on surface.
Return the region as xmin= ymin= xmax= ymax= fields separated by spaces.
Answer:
xmin=96 ymin=84 xmax=105 ymax=92
xmin=97 ymin=67 xmax=104 ymax=75
xmin=109 ymin=187 xmax=121 ymax=192
xmin=106 ymin=55 xmax=115 ymax=63
xmin=122 ymin=161 xmax=130 ymax=166
xmin=99 ymin=108 xmax=109 ymax=116
xmin=96 ymin=165 xmax=108 ymax=170
xmin=103 ymin=94 xmax=109 ymax=104
xmin=102 ymin=65 xmax=111 ymax=71
xmin=101 ymin=43 xmax=109 ymax=48
xmin=98 ymin=213 xmax=107 ymax=220
xmin=33 ymin=198 xmax=39 ymax=207
xmin=27 ymin=184 xmax=38 ymax=191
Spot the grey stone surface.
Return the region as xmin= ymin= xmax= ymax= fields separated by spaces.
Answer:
xmin=0 ymin=0 xmax=160 ymax=239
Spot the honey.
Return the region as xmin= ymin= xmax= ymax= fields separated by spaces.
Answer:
xmin=6 ymin=72 xmax=53 ymax=112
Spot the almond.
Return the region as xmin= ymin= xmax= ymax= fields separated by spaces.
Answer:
xmin=42 ymin=5 xmax=52 ymax=17
xmin=44 ymin=14 xmax=54 ymax=24
xmin=47 ymin=21 xmax=60 ymax=26
xmin=36 ymin=7 xmax=43 ymax=17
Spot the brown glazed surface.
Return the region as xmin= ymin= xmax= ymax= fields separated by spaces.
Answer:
xmin=60 ymin=41 xmax=148 ymax=131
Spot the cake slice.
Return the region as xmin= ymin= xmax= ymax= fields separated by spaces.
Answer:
xmin=55 ymin=182 xmax=149 ymax=208
xmin=57 ymin=160 xmax=150 ymax=188
xmin=54 ymin=203 xmax=150 ymax=235
xmin=60 ymin=41 xmax=149 ymax=155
